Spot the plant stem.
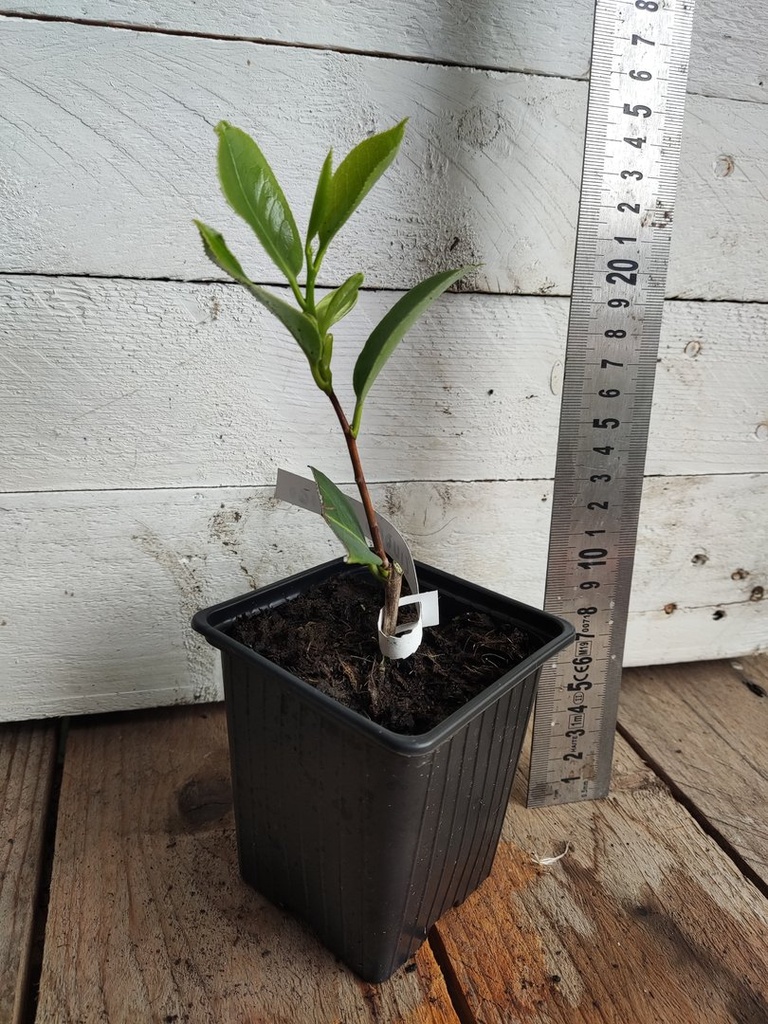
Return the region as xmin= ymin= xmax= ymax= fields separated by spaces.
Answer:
xmin=327 ymin=389 xmax=404 ymax=638
xmin=305 ymin=244 xmax=317 ymax=312
xmin=289 ymin=274 xmax=307 ymax=311
xmin=327 ymin=390 xmax=388 ymax=568
xmin=381 ymin=561 xmax=403 ymax=638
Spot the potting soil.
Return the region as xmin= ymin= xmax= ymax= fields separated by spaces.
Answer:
xmin=229 ymin=573 xmax=532 ymax=735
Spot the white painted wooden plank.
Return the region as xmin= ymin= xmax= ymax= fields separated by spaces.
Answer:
xmin=1 ymin=20 xmax=767 ymax=301
xmin=0 ymin=18 xmax=581 ymax=291
xmin=1 ymin=474 xmax=765 ymax=721
xmin=0 ymin=278 xmax=565 ymax=491
xmin=3 ymin=279 xmax=767 ymax=491
xmin=3 ymin=0 xmax=765 ymax=104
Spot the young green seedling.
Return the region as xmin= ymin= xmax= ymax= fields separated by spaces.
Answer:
xmin=195 ymin=119 xmax=469 ymax=643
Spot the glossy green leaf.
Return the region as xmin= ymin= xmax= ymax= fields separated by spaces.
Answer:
xmin=310 ymin=467 xmax=382 ymax=568
xmin=307 ymin=149 xmax=333 ymax=245
xmin=316 ymin=273 xmax=364 ymax=333
xmin=317 ymin=120 xmax=407 ymax=249
xmin=353 ymin=265 xmax=471 ymax=413
xmin=195 ymin=220 xmax=322 ymax=364
xmin=215 ymin=121 xmax=303 ymax=282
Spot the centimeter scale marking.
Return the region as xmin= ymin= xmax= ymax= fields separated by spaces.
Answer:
xmin=527 ymin=0 xmax=695 ymax=807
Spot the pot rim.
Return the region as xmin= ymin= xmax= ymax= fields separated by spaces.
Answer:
xmin=192 ymin=557 xmax=574 ymax=755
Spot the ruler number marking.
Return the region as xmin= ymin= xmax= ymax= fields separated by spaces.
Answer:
xmin=527 ymin=0 xmax=694 ymax=807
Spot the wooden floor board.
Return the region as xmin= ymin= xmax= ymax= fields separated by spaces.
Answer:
xmin=31 ymin=657 xmax=768 ymax=1023
xmin=431 ymin=732 xmax=768 ymax=1024
xmin=619 ymin=655 xmax=768 ymax=888
xmin=0 ymin=722 xmax=57 ymax=1024
xmin=34 ymin=706 xmax=460 ymax=1024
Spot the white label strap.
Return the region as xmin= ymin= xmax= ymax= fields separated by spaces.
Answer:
xmin=274 ymin=469 xmax=439 ymax=658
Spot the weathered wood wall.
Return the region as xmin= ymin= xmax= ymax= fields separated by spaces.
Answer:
xmin=1 ymin=2 xmax=766 ymax=720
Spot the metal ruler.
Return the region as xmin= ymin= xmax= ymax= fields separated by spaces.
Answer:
xmin=527 ymin=0 xmax=695 ymax=807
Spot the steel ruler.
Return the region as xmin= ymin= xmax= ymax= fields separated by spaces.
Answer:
xmin=527 ymin=0 xmax=695 ymax=807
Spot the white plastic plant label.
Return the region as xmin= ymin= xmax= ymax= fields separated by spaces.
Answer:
xmin=376 ymin=592 xmax=440 ymax=659
xmin=274 ymin=469 xmax=439 ymax=658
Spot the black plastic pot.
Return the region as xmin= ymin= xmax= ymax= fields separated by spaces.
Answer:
xmin=192 ymin=558 xmax=573 ymax=982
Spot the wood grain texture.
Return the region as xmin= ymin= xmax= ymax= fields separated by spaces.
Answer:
xmin=2 ymin=0 xmax=765 ymax=104
xmin=3 ymin=277 xmax=768 ymax=491
xmin=34 ymin=705 xmax=461 ymax=1024
xmin=0 ymin=722 xmax=56 ymax=1024
xmin=2 ymin=8 xmax=768 ymax=722
xmin=619 ymin=656 xmax=768 ymax=886
xmin=1 ymin=474 xmax=766 ymax=720
xmin=1 ymin=19 xmax=767 ymax=300
xmin=432 ymin=732 xmax=768 ymax=1024
xmin=735 ymin=653 xmax=768 ymax=693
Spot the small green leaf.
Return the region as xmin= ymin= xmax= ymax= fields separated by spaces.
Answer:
xmin=318 ymin=120 xmax=407 ymax=249
xmin=195 ymin=221 xmax=322 ymax=365
xmin=316 ymin=273 xmax=364 ymax=333
xmin=243 ymin=282 xmax=322 ymax=365
xmin=310 ymin=467 xmax=383 ymax=568
xmin=215 ymin=121 xmax=303 ymax=283
xmin=307 ymin=149 xmax=333 ymax=244
xmin=353 ymin=265 xmax=471 ymax=414
xmin=195 ymin=219 xmax=248 ymax=281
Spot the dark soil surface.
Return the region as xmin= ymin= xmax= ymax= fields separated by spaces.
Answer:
xmin=229 ymin=573 xmax=533 ymax=735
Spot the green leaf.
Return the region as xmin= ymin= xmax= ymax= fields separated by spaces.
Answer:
xmin=315 ymin=273 xmax=364 ymax=333
xmin=317 ymin=120 xmax=407 ymax=249
xmin=244 ymin=283 xmax=323 ymax=365
xmin=194 ymin=219 xmax=249 ymax=281
xmin=215 ymin=121 xmax=303 ymax=283
xmin=195 ymin=221 xmax=322 ymax=365
xmin=353 ymin=265 xmax=471 ymax=413
xmin=307 ymin=149 xmax=333 ymax=244
xmin=310 ymin=467 xmax=383 ymax=568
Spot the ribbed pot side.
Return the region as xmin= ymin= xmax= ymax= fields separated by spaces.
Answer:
xmin=194 ymin=560 xmax=574 ymax=982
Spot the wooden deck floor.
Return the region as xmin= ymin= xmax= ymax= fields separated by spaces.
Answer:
xmin=2 ymin=656 xmax=767 ymax=1024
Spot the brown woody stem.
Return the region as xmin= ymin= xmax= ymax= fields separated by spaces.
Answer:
xmin=327 ymin=389 xmax=405 ymax=639
xmin=327 ymin=389 xmax=389 ymax=569
xmin=382 ymin=562 xmax=404 ymax=637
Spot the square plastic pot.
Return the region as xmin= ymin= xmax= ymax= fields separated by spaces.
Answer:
xmin=192 ymin=558 xmax=573 ymax=982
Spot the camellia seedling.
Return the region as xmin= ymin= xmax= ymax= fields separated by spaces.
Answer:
xmin=195 ymin=119 xmax=469 ymax=645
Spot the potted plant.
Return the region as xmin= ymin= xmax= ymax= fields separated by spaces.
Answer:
xmin=191 ymin=119 xmax=573 ymax=982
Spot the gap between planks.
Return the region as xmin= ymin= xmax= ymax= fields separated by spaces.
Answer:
xmin=1 ymin=5 xmax=762 ymax=111
xmin=0 ymin=9 xmax=590 ymax=84
xmin=616 ymin=719 xmax=768 ymax=901
xmin=432 ymin=729 xmax=768 ymax=1022
xmin=618 ymin=654 xmax=768 ymax=898
xmin=0 ymin=721 xmax=60 ymax=1024
xmin=5 ymin=269 xmax=768 ymax=307
xmin=33 ymin=706 xmax=462 ymax=1024
xmin=30 ymin=656 xmax=768 ymax=1023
